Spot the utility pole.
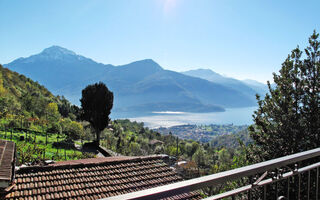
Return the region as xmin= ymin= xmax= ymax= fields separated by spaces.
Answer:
xmin=45 ymin=112 xmax=48 ymax=146
xmin=176 ymin=136 xmax=179 ymax=158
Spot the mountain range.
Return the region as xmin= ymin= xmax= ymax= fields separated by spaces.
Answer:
xmin=182 ymin=69 xmax=269 ymax=96
xmin=4 ymin=46 xmax=267 ymax=116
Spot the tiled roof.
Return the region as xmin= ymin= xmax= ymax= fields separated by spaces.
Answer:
xmin=149 ymin=139 xmax=164 ymax=145
xmin=0 ymin=140 xmax=15 ymax=184
xmin=4 ymin=155 xmax=201 ymax=200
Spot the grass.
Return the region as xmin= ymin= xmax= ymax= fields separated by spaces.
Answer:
xmin=0 ymin=129 xmax=89 ymax=162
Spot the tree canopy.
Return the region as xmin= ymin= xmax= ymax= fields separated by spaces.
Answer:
xmin=249 ymin=31 xmax=320 ymax=162
xmin=80 ymin=82 xmax=113 ymax=145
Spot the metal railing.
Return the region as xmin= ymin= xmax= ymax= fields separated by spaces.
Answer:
xmin=104 ymin=148 xmax=320 ymax=200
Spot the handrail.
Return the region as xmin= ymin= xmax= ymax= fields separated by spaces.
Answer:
xmin=204 ymin=161 xmax=320 ymax=200
xmin=103 ymin=147 xmax=320 ymax=200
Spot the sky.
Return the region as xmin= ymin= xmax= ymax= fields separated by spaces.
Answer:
xmin=1 ymin=0 xmax=319 ymax=83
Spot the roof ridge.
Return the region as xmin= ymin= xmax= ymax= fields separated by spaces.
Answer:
xmin=17 ymin=154 xmax=169 ymax=173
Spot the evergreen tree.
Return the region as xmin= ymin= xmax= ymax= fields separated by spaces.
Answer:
xmin=80 ymin=82 xmax=113 ymax=145
xmin=249 ymin=31 xmax=320 ymax=162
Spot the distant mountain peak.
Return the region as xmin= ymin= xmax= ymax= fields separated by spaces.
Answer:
xmin=188 ymin=68 xmax=213 ymax=72
xmin=182 ymin=68 xmax=222 ymax=80
xmin=121 ymin=59 xmax=163 ymax=71
xmin=41 ymin=45 xmax=76 ymax=56
xmin=130 ymin=59 xmax=160 ymax=66
xmin=7 ymin=45 xmax=94 ymax=66
xmin=243 ymin=79 xmax=266 ymax=85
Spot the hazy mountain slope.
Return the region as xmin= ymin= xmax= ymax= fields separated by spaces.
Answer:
xmin=182 ymin=69 xmax=265 ymax=97
xmin=5 ymin=46 xmax=257 ymax=114
xmin=242 ymin=79 xmax=269 ymax=95
xmin=152 ymin=70 xmax=254 ymax=107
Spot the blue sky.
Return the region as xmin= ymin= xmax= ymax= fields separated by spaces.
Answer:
xmin=1 ymin=0 xmax=319 ymax=83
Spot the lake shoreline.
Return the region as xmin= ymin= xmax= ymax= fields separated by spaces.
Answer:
xmin=112 ymin=106 xmax=258 ymax=129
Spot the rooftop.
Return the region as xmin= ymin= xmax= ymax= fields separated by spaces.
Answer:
xmin=4 ymin=155 xmax=201 ymax=200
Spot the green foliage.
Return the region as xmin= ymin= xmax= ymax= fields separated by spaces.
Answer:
xmin=249 ymin=31 xmax=320 ymax=162
xmin=0 ymin=129 xmax=92 ymax=163
xmin=210 ymin=128 xmax=251 ymax=149
xmin=16 ymin=141 xmax=43 ymax=164
xmin=80 ymin=82 xmax=113 ymax=144
xmin=46 ymin=102 xmax=60 ymax=121
xmin=57 ymin=95 xmax=80 ymax=119
xmin=67 ymin=121 xmax=83 ymax=141
xmin=0 ymin=65 xmax=79 ymax=120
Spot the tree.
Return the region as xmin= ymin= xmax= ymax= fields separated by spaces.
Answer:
xmin=67 ymin=121 xmax=84 ymax=141
xmin=80 ymin=82 xmax=113 ymax=145
xmin=249 ymin=31 xmax=320 ymax=162
xmin=46 ymin=102 xmax=60 ymax=121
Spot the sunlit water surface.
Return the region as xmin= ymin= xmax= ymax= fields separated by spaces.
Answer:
xmin=112 ymin=107 xmax=257 ymax=128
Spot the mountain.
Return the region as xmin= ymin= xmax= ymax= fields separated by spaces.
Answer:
xmin=5 ymin=46 xmax=257 ymax=116
xmin=6 ymin=46 xmax=110 ymax=103
xmin=182 ymin=69 xmax=268 ymax=97
xmin=242 ymin=79 xmax=270 ymax=95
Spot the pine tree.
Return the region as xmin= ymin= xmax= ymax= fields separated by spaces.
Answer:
xmin=249 ymin=31 xmax=320 ymax=162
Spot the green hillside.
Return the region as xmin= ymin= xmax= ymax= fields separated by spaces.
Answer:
xmin=0 ymin=64 xmax=69 ymax=118
xmin=0 ymin=64 xmax=88 ymax=163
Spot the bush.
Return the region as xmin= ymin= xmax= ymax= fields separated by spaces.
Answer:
xmin=52 ymin=139 xmax=75 ymax=149
xmin=8 ymin=120 xmax=19 ymax=128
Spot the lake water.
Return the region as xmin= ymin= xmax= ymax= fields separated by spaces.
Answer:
xmin=112 ymin=107 xmax=258 ymax=128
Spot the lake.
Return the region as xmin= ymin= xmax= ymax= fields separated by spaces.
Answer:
xmin=112 ymin=107 xmax=258 ymax=128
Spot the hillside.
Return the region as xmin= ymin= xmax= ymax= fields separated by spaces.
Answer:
xmin=0 ymin=64 xmax=93 ymax=162
xmin=0 ymin=64 xmax=61 ymax=118
xmin=5 ymin=46 xmax=257 ymax=116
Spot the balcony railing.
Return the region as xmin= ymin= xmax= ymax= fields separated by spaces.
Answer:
xmin=104 ymin=148 xmax=320 ymax=200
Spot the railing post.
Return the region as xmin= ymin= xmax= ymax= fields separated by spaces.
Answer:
xmin=298 ymin=174 xmax=301 ymax=200
xmin=287 ymin=177 xmax=290 ymax=200
xmin=307 ymin=170 xmax=310 ymax=200
xmin=316 ymin=167 xmax=319 ymax=200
